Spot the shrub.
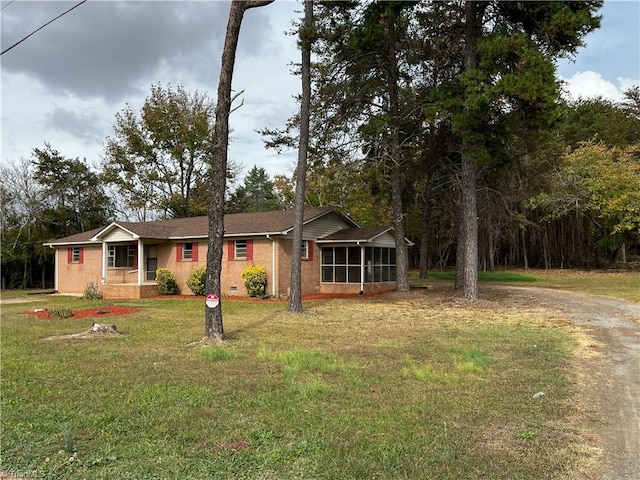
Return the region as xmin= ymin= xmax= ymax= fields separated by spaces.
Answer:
xmin=156 ymin=268 xmax=178 ymax=295
xmin=186 ymin=266 xmax=207 ymax=296
xmin=241 ymin=264 xmax=267 ymax=298
xmin=49 ymin=307 xmax=73 ymax=319
xmin=81 ymin=281 xmax=103 ymax=300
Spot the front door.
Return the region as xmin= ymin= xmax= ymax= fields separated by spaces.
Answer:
xmin=146 ymin=245 xmax=158 ymax=281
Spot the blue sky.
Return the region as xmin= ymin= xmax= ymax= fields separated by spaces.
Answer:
xmin=1 ymin=0 xmax=638 ymax=181
xmin=556 ymin=0 xmax=639 ymax=101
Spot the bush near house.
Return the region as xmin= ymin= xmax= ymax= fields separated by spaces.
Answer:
xmin=156 ymin=268 xmax=178 ymax=295
xmin=81 ymin=281 xmax=104 ymax=300
xmin=241 ymin=264 xmax=267 ymax=297
xmin=186 ymin=266 xmax=206 ymax=296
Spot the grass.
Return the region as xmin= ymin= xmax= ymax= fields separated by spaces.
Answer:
xmin=0 ymin=276 xmax=625 ymax=479
xmin=534 ymin=269 xmax=640 ymax=303
xmin=409 ymin=268 xmax=639 ymax=303
xmin=411 ymin=270 xmax=542 ymax=283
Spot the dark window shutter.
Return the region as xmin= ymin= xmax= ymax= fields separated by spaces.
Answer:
xmin=67 ymin=248 xmax=72 ymax=264
xmin=247 ymin=240 xmax=253 ymax=261
xmin=176 ymin=243 xmax=183 ymax=262
xmin=228 ymin=241 xmax=235 ymax=261
xmin=307 ymin=241 xmax=313 ymax=261
xmin=192 ymin=243 xmax=198 ymax=262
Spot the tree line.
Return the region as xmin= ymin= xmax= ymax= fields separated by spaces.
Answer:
xmin=2 ymin=1 xmax=638 ymax=295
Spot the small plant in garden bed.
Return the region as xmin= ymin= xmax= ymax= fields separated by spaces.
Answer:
xmin=81 ymin=281 xmax=103 ymax=300
xmin=49 ymin=307 xmax=73 ymax=319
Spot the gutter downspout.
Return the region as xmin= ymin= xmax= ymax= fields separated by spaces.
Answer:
xmin=358 ymin=241 xmax=365 ymax=294
xmin=266 ymin=235 xmax=276 ymax=297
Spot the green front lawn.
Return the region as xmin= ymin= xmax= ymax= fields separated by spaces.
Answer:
xmin=1 ymin=288 xmax=602 ymax=479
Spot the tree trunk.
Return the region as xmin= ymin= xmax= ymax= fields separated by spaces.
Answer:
xmin=385 ymin=16 xmax=409 ymax=293
xmin=455 ymin=1 xmax=483 ymax=299
xmin=418 ymin=182 xmax=431 ymax=279
xmin=288 ymin=0 xmax=313 ymax=313
xmin=457 ymin=153 xmax=478 ymax=299
xmin=487 ymin=209 xmax=495 ymax=273
xmin=205 ymin=0 xmax=274 ymax=341
xmin=521 ymin=226 xmax=529 ymax=270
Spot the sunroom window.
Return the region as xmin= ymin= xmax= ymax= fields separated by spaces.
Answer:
xmin=321 ymin=246 xmax=396 ymax=283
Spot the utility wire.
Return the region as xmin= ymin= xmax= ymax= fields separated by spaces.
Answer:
xmin=1 ymin=0 xmax=87 ymax=56
xmin=1 ymin=1 xmax=16 ymax=12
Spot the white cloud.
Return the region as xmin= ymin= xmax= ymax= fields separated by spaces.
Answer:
xmin=559 ymin=70 xmax=637 ymax=102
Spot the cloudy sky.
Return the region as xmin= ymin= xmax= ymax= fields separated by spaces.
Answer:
xmin=1 ymin=0 xmax=639 ymax=180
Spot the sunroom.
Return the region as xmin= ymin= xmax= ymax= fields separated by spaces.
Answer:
xmin=315 ymin=227 xmax=404 ymax=295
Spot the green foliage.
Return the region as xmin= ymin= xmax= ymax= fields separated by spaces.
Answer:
xmin=32 ymin=144 xmax=114 ymax=237
xmin=81 ymin=281 xmax=104 ymax=300
xmin=186 ymin=266 xmax=206 ymax=296
xmin=1 ymin=148 xmax=111 ymax=289
xmin=530 ymin=142 xmax=640 ymax=247
xmin=560 ymin=96 xmax=639 ymax=149
xmin=155 ymin=268 xmax=178 ymax=295
xmin=103 ymin=83 xmax=215 ymax=219
xmin=226 ymin=166 xmax=282 ymax=213
xmin=241 ymin=264 xmax=268 ymax=297
xmin=49 ymin=307 xmax=73 ymax=319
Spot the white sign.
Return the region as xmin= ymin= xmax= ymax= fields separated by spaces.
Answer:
xmin=205 ymin=294 xmax=220 ymax=308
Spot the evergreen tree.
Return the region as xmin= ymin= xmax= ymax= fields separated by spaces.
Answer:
xmin=226 ymin=166 xmax=281 ymax=213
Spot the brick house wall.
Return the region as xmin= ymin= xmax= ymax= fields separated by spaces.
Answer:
xmin=56 ymin=245 xmax=103 ymax=295
xmin=157 ymin=238 xmax=284 ymax=297
xmin=162 ymin=240 xmax=204 ymax=294
xmin=221 ymin=237 xmax=277 ymax=297
xmin=276 ymin=238 xmax=321 ymax=296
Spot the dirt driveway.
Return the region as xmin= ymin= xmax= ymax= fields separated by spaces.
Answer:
xmin=485 ymin=285 xmax=640 ymax=480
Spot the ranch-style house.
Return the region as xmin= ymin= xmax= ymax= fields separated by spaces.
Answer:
xmin=44 ymin=207 xmax=404 ymax=300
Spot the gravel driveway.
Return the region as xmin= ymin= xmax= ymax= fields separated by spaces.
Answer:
xmin=487 ymin=285 xmax=640 ymax=480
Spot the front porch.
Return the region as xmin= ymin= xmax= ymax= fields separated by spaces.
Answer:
xmin=104 ymin=283 xmax=159 ymax=300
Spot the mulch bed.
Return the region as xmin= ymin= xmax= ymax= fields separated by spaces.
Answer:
xmin=155 ymin=291 xmax=396 ymax=302
xmin=25 ymin=305 xmax=140 ymax=321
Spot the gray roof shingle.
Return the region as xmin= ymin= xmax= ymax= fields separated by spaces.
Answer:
xmin=318 ymin=227 xmax=392 ymax=242
xmin=45 ymin=207 xmax=343 ymax=245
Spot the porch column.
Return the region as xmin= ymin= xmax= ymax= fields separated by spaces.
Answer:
xmin=101 ymin=241 xmax=107 ymax=285
xmin=137 ymin=239 xmax=144 ymax=286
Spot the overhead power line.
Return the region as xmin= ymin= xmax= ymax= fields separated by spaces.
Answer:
xmin=1 ymin=1 xmax=16 ymax=12
xmin=1 ymin=0 xmax=87 ymax=56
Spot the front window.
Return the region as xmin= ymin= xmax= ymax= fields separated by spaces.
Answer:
xmin=301 ymin=240 xmax=309 ymax=260
xmin=182 ymin=242 xmax=193 ymax=260
xmin=71 ymin=247 xmax=81 ymax=263
xmin=108 ymin=245 xmax=134 ymax=268
xmin=234 ymin=240 xmax=247 ymax=259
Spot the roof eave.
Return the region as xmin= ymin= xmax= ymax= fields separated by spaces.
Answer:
xmin=91 ymin=222 xmax=140 ymax=241
xmin=43 ymin=240 xmax=98 ymax=247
